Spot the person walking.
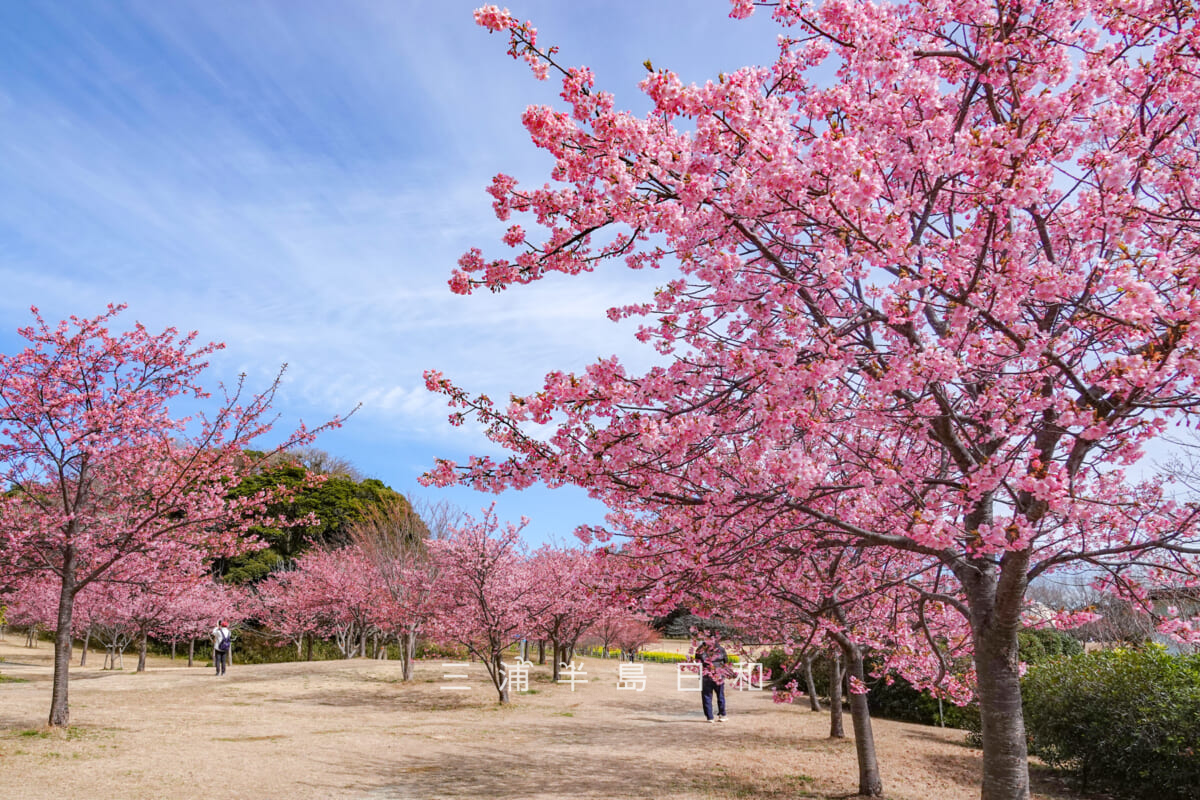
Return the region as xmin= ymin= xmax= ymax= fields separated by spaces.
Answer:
xmin=695 ymin=637 xmax=730 ymax=722
xmin=211 ymin=620 xmax=231 ymax=676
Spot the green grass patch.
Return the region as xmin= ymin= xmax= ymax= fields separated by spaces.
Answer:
xmin=8 ymin=726 xmax=89 ymax=741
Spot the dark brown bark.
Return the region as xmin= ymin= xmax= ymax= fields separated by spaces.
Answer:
xmin=828 ymin=652 xmax=845 ymax=738
xmin=537 ymin=639 xmax=545 ymax=665
xmin=305 ymin=633 xmax=314 ymax=661
xmin=188 ymin=639 xmax=195 ymax=667
xmin=136 ymin=631 xmax=148 ymax=672
xmin=49 ymin=548 xmax=78 ymax=727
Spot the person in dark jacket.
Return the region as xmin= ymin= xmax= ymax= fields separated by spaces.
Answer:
xmin=695 ymin=639 xmax=730 ymax=722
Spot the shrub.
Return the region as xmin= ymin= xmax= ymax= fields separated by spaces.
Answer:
xmin=864 ymin=628 xmax=1079 ymax=736
xmin=575 ymin=645 xmax=622 ymax=658
xmin=1022 ymin=646 xmax=1200 ymax=798
xmin=1018 ymin=627 xmax=1083 ymax=661
xmin=414 ymin=640 xmax=468 ymax=660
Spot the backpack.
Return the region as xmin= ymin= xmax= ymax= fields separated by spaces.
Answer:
xmin=216 ymin=631 xmax=231 ymax=653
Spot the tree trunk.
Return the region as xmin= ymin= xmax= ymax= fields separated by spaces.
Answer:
xmin=551 ymin=640 xmax=563 ymax=682
xmin=306 ymin=633 xmax=314 ymax=662
xmin=136 ymin=630 xmax=148 ymax=672
xmin=840 ymin=640 xmax=883 ymax=797
xmin=967 ymin=559 xmax=1032 ymax=800
xmin=80 ymin=625 xmax=92 ymax=667
xmin=829 ymin=652 xmax=844 ymax=738
xmin=188 ymin=639 xmax=195 ymax=667
xmin=49 ymin=549 xmax=79 ymax=727
xmin=171 ymin=640 xmax=176 ymax=661
xmin=804 ymin=652 xmax=821 ymax=711
xmin=493 ymin=652 xmax=510 ymax=704
xmin=537 ymin=639 xmax=545 ymax=665
xmin=403 ymin=629 xmax=417 ymax=682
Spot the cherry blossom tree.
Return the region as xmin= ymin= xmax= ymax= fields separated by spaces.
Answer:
xmin=607 ymin=616 xmax=658 ymax=659
xmin=75 ymin=582 xmax=138 ymax=670
xmin=426 ymin=4 xmax=1200 ymax=798
xmin=125 ymin=559 xmax=219 ymax=672
xmin=156 ymin=579 xmax=242 ymax=667
xmin=255 ymin=569 xmax=324 ymax=660
xmin=5 ymin=576 xmax=58 ymax=648
xmin=430 ymin=506 xmax=547 ymax=703
xmin=349 ymin=495 xmax=447 ymax=680
xmin=0 ymin=305 xmax=342 ymax=725
xmin=585 ymin=604 xmax=654 ymax=658
xmin=265 ymin=546 xmax=382 ymax=658
xmin=527 ymin=545 xmax=604 ymax=680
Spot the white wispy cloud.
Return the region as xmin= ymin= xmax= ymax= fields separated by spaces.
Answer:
xmin=0 ymin=0 xmax=778 ymax=541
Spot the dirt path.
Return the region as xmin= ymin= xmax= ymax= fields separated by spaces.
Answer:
xmin=0 ymin=639 xmax=1071 ymax=799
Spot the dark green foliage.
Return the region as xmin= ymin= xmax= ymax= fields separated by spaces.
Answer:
xmin=655 ymin=610 xmax=735 ymax=639
xmin=1022 ymin=647 xmax=1200 ymax=799
xmin=866 ymin=673 xmax=978 ymax=730
xmin=415 ymin=641 xmax=469 ymax=660
xmin=759 ymin=648 xmax=818 ymax=690
xmin=1017 ymin=627 xmax=1084 ymax=663
xmin=757 ymin=648 xmax=792 ymax=686
xmin=230 ymin=631 xmax=352 ymax=664
xmin=218 ymin=460 xmax=408 ymax=583
xmin=859 ymin=627 xmax=1082 ymax=732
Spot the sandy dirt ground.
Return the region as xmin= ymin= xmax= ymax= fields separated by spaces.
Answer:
xmin=0 ymin=638 xmax=1077 ymax=800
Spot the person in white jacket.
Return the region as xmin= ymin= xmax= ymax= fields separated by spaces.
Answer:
xmin=211 ymin=621 xmax=231 ymax=676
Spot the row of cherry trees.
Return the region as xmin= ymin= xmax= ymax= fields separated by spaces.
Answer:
xmin=253 ymin=504 xmax=654 ymax=703
xmin=6 ymin=567 xmax=242 ymax=671
xmin=0 ymin=305 xmax=345 ymax=726
xmin=424 ymin=3 xmax=1200 ymax=799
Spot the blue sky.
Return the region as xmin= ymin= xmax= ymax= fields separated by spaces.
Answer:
xmin=0 ymin=2 xmax=784 ymax=545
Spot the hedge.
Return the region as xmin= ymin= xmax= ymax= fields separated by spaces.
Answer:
xmin=1022 ymin=646 xmax=1200 ymax=798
